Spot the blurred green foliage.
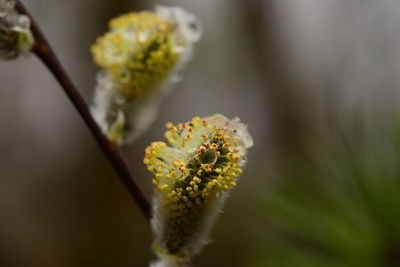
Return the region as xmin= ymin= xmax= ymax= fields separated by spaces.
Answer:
xmin=253 ymin=115 xmax=400 ymax=267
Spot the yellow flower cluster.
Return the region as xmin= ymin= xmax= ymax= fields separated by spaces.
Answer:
xmin=91 ymin=11 xmax=178 ymax=98
xmin=144 ymin=114 xmax=249 ymax=255
xmin=90 ymin=6 xmax=201 ymax=145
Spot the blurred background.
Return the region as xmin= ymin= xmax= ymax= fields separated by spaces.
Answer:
xmin=2 ymin=0 xmax=400 ymax=266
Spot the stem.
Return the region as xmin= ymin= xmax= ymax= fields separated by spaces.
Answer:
xmin=15 ymin=0 xmax=151 ymax=219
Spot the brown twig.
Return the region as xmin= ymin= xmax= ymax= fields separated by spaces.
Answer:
xmin=15 ymin=0 xmax=151 ymax=220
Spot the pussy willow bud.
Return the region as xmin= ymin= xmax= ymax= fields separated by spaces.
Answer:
xmin=91 ymin=6 xmax=202 ymax=144
xmin=0 ymin=0 xmax=34 ymax=59
xmin=144 ymin=114 xmax=253 ymax=266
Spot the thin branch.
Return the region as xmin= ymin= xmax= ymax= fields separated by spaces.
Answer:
xmin=15 ymin=0 xmax=151 ymax=220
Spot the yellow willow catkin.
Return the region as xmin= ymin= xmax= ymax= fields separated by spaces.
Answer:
xmin=90 ymin=6 xmax=202 ymax=144
xmin=144 ymin=114 xmax=253 ymax=266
